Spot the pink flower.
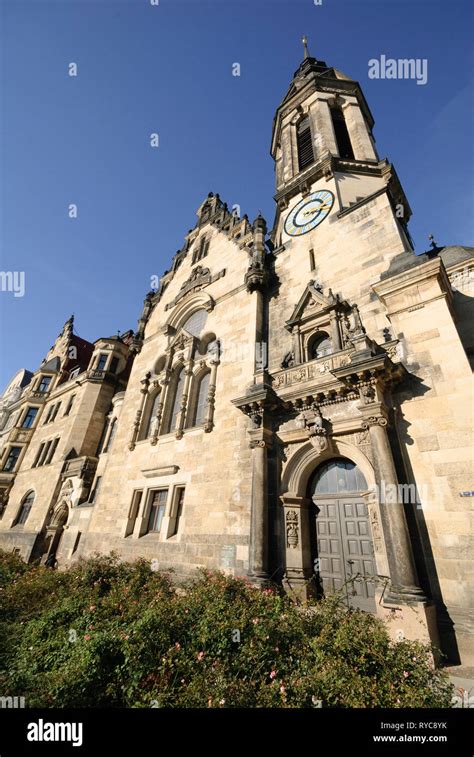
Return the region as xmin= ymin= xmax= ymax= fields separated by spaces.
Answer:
xmin=403 ymin=671 xmax=409 ymax=678
xmin=197 ymin=651 xmax=205 ymax=661
xmin=252 ymin=618 xmax=259 ymax=625
xmin=84 ymin=634 xmax=91 ymax=641
xmin=280 ymin=685 xmax=286 ymax=694
xmin=219 ymin=699 xmax=225 ymax=705
xmin=275 ymin=647 xmax=279 ymax=652
xmin=269 ymin=670 xmax=277 ymax=680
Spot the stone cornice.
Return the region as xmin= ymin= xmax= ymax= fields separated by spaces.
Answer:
xmin=372 ymin=256 xmax=454 ymax=317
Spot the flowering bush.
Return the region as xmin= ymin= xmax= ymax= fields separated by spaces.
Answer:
xmin=0 ymin=551 xmax=452 ymax=708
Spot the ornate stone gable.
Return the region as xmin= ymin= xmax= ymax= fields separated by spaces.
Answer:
xmin=164 ymin=265 xmax=226 ymax=312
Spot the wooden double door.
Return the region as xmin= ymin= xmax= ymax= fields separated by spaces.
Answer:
xmin=312 ymin=495 xmax=376 ymax=612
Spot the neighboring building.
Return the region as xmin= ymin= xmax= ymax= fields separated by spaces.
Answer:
xmin=0 ymin=44 xmax=472 ymax=668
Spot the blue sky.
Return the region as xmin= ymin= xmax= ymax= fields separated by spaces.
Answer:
xmin=1 ymin=0 xmax=473 ymax=389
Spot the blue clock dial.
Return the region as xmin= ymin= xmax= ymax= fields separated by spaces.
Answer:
xmin=284 ymin=190 xmax=335 ymax=236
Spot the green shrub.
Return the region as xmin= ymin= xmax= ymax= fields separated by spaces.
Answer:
xmin=0 ymin=550 xmax=453 ymax=708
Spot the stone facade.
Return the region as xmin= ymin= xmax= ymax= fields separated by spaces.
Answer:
xmin=0 ymin=50 xmax=472 ymax=667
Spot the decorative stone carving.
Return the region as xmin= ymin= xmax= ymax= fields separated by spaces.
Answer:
xmin=281 ymin=350 xmax=295 ymax=369
xmin=356 ymin=429 xmax=370 ymax=445
xmin=165 ymin=266 xmax=225 ymax=310
xmin=369 ymin=507 xmax=383 ymax=554
xmin=360 ymin=384 xmax=376 ymax=404
xmin=361 ymin=416 xmax=388 ymax=429
xmin=286 ymin=510 xmax=299 ymax=549
xmin=249 ymin=439 xmax=266 ymax=449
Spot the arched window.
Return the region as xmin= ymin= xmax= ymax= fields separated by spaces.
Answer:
xmin=144 ymin=392 xmax=161 ymax=438
xmin=103 ymin=418 xmax=117 ymax=453
xmin=182 ymin=309 xmax=208 ymax=338
xmin=310 ymin=458 xmax=367 ymax=495
xmin=14 ymin=491 xmax=35 ymax=526
xmin=329 ymin=105 xmax=354 ymax=160
xmin=297 ymin=116 xmax=314 ymax=170
xmin=191 ymin=372 xmax=210 ymax=427
xmin=308 ymin=332 xmax=333 ymax=360
xmin=166 ymin=368 xmax=185 ymax=433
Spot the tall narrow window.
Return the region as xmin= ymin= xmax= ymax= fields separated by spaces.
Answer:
xmin=14 ymin=491 xmax=35 ymax=526
xmin=330 ymin=106 xmax=354 ymax=160
xmin=125 ymin=490 xmax=143 ymax=537
xmin=33 ymin=443 xmax=45 ymax=468
xmin=22 ymin=407 xmax=38 ymax=429
xmin=103 ymin=418 xmax=117 ymax=453
xmin=50 ymin=403 xmax=61 ymax=422
xmin=296 ymin=116 xmax=314 ymax=171
xmin=166 ymin=369 xmax=185 ymax=433
xmin=193 ymin=237 xmax=210 ymax=264
xmin=37 ymin=376 xmax=52 ymax=393
xmin=39 ymin=440 xmax=52 ymax=467
xmin=45 ymin=437 xmax=59 ymax=464
xmin=169 ymin=487 xmax=185 ymax=538
xmin=64 ymin=395 xmax=75 ymax=416
xmin=3 ymin=447 xmax=21 ymax=472
xmin=96 ymin=354 xmax=108 ymax=371
xmin=147 ymin=489 xmax=168 ymax=533
xmin=193 ymin=372 xmax=210 ymax=427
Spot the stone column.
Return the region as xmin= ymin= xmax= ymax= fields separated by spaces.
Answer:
xmin=329 ymin=312 xmax=342 ymax=352
xmin=310 ymin=97 xmax=338 ymax=156
xmin=342 ymin=101 xmax=378 ymax=161
xmin=176 ymin=364 xmax=194 ymax=439
xmin=248 ymin=432 xmax=271 ymax=581
xmin=363 ymin=414 xmax=425 ymax=602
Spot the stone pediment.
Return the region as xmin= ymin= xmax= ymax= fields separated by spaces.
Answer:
xmin=286 ymin=281 xmax=339 ymax=330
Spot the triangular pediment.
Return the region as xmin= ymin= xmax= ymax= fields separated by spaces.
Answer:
xmin=286 ymin=282 xmax=337 ymax=330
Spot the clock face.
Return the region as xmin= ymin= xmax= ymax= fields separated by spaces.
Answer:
xmin=284 ymin=190 xmax=335 ymax=236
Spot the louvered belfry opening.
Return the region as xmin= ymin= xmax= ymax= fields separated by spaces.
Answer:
xmin=296 ymin=116 xmax=314 ymax=171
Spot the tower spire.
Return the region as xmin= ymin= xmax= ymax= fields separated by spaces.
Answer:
xmin=301 ymin=35 xmax=310 ymax=59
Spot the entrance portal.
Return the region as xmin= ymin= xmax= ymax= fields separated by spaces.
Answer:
xmin=308 ymin=457 xmax=376 ymax=612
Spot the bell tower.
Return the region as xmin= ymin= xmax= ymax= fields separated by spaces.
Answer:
xmin=270 ymin=37 xmax=412 ymax=257
xmin=267 ymin=38 xmax=418 ymax=376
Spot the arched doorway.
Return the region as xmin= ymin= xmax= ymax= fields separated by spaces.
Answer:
xmin=308 ymin=457 xmax=376 ymax=612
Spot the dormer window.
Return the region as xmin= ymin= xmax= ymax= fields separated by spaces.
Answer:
xmin=37 ymin=375 xmax=52 ymax=393
xmin=96 ymin=354 xmax=108 ymax=371
xmin=296 ymin=116 xmax=314 ymax=170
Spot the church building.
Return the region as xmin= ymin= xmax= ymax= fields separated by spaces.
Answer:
xmin=0 ymin=42 xmax=472 ymax=667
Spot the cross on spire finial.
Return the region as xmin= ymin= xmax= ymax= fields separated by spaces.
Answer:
xmin=301 ymin=35 xmax=310 ymax=59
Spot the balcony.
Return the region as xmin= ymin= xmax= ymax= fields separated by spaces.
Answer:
xmin=272 ymin=349 xmax=353 ymax=393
